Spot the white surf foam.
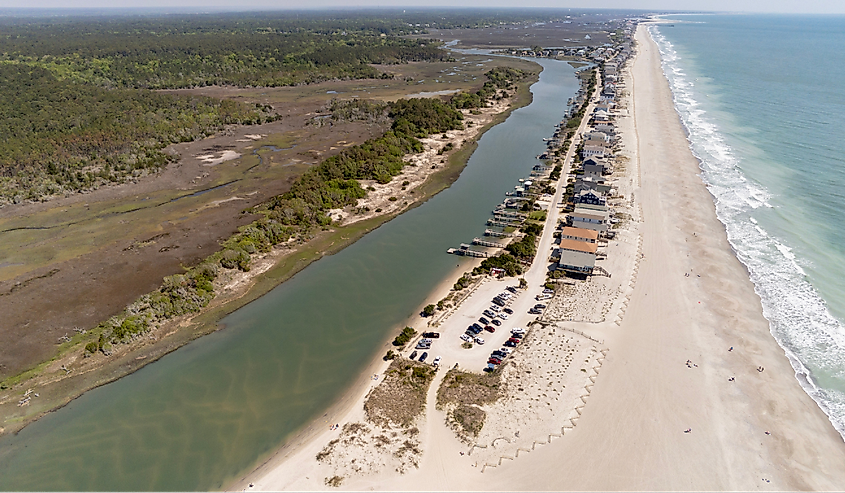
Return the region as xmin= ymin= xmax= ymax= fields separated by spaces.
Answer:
xmin=649 ymin=24 xmax=845 ymax=439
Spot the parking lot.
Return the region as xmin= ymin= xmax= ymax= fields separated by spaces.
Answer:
xmin=404 ymin=276 xmax=555 ymax=373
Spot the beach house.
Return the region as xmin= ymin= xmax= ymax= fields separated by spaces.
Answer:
xmin=569 ymin=207 xmax=608 ymax=232
xmin=561 ymin=226 xmax=599 ymax=244
xmin=555 ymin=250 xmax=596 ymax=275
xmin=573 ymin=189 xmax=606 ymax=206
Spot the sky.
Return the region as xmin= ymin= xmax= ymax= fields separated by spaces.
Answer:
xmin=0 ymin=0 xmax=842 ymax=14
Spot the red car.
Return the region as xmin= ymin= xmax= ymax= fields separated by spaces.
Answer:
xmin=488 ymin=357 xmax=502 ymax=365
xmin=508 ymin=337 xmax=520 ymax=344
xmin=484 ymin=325 xmax=495 ymax=333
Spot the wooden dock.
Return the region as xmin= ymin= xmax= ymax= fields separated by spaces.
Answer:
xmin=447 ymin=244 xmax=490 ymax=258
xmin=472 ymin=237 xmax=505 ymax=248
xmin=484 ymin=229 xmax=515 ymax=238
xmin=487 ymin=219 xmax=521 ymax=228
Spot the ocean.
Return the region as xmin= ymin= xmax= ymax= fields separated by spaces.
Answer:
xmin=650 ymin=14 xmax=845 ymax=438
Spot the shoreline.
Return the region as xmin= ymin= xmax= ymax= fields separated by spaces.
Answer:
xmin=0 ymin=67 xmax=539 ymax=440
xmin=242 ymin=25 xmax=845 ymax=491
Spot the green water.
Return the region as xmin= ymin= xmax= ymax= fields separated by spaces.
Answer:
xmin=0 ymin=58 xmax=578 ymax=491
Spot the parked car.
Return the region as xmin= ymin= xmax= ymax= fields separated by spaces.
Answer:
xmin=492 ymin=319 xmax=502 ymax=326
xmin=499 ymin=347 xmax=512 ymax=354
xmin=484 ymin=325 xmax=495 ymax=333
xmin=489 ymin=305 xmax=501 ymax=312
xmin=422 ymin=332 xmax=440 ymax=339
xmin=507 ymin=286 xmax=518 ymax=293
xmin=484 ymin=364 xmax=496 ymax=372
xmin=487 ymin=357 xmax=502 ymax=365
xmin=479 ymin=317 xmax=489 ymax=325
xmin=534 ymin=304 xmax=547 ymax=309
xmin=483 ymin=310 xmax=496 ymax=318
xmin=508 ymin=337 xmax=520 ymax=344
xmin=475 ymin=337 xmax=485 ymax=345
xmin=416 ymin=341 xmax=431 ymax=350
xmin=410 ymin=351 xmax=418 ymax=359
xmin=433 ymin=356 xmax=442 ymax=366
xmin=543 ymin=288 xmax=554 ymax=294
xmin=528 ymin=308 xmax=541 ymax=314
xmin=504 ymin=341 xmax=517 ymax=347
xmin=492 ymin=350 xmax=507 ymax=358
xmin=419 ymin=352 xmax=428 ymax=362
xmin=498 ymin=313 xmax=509 ymax=320
xmin=503 ymin=308 xmax=514 ymax=315
xmin=460 ymin=334 xmax=472 ymax=343
xmin=492 ymin=298 xmax=505 ymax=307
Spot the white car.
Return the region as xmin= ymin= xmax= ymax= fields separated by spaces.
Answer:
xmin=475 ymin=337 xmax=485 ymax=345
xmin=433 ymin=356 xmax=442 ymax=366
xmin=498 ymin=313 xmax=509 ymax=320
xmin=489 ymin=305 xmax=502 ymax=312
xmin=499 ymin=347 xmax=512 ymax=354
xmin=460 ymin=334 xmax=472 ymax=343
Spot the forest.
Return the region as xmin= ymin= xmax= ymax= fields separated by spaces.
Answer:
xmin=0 ymin=14 xmax=452 ymax=205
xmin=0 ymin=64 xmax=276 ymax=204
xmin=0 ymin=15 xmax=449 ymax=89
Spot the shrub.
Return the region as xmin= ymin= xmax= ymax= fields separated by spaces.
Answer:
xmin=393 ymin=326 xmax=417 ymax=347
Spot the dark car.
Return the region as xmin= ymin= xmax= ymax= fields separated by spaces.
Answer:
xmin=503 ymin=308 xmax=514 ymax=314
xmin=479 ymin=317 xmax=489 ymax=325
xmin=484 ymin=325 xmax=495 ymax=333
xmin=410 ymin=350 xmax=418 ymax=359
xmin=488 ymin=357 xmax=502 ymax=365
xmin=472 ymin=323 xmax=483 ymax=331
xmin=492 ymin=350 xmax=507 ymax=358
xmin=534 ymin=304 xmax=547 ymax=309
xmin=504 ymin=341 xmax=517 ymax=347
xmin=492 ymin=298 xmax=505 ymax=307
xmin=492 ymin=319 xmax=502 ymax=326
xmin=419 ymin=352 xmax=428 ymax=362
xmin=484 ymin=364 xmax=496 ymax=373
xmin=507 ymin=286 xmax=518 ymax=293
xmin=483 ymin=310 xmax=496 ymax=318
xmin=528 ymin=308 xmax=541 ymax=314
xmin=510 ymin=333 xmax=523 ymax=340
xmin=422 ymin=332 xmax=440 ymax=339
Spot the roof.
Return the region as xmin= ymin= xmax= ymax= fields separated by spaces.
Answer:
xmin=562 ymin=226 xmax=599 ymax=241
xmin=572 ymin=208 xmax=608 ymax=221
xmin=556 ymin=250 xmax=597 ymax=270
xmin=558 ymin=238 xmax=598 ymax=254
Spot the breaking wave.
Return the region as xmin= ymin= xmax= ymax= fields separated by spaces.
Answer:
xmin=649 ymin=24 xmax=845 ymax=439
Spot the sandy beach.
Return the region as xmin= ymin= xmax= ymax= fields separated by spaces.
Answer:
xmin=237 ymin=25 xmax=845 ymax=491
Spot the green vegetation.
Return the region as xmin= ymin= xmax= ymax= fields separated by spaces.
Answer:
xmin=392 ymin=326 xmax=418 ymax=347
xmin=453 ymin=273 xmax=473 ymax=290
xmin=520 ymin=222 xmax=543 ymax=236
xmin=422 ymin=304 xmax=436 ymax=317
xmin=473 ymin=253 xmax=524 ymax=277
xmin=450 ymin=67 xmax=530 ymax=109
xmin=0 ymin=15 xmax=448 ymax=89
xmin=0 ymin=64 xmax=276 ymax=204
xmin=506 ymin=234 xmax=538 ymax=259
